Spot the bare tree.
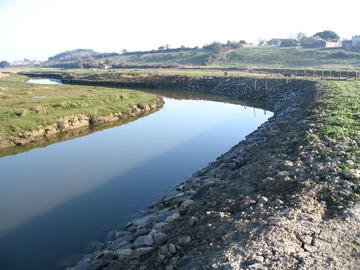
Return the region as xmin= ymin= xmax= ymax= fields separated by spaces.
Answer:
xmin=296 ymin=32 xmax=307 ymax=42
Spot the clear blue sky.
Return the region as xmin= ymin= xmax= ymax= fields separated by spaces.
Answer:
xmin=1 ymin=0 xmax=359 ymax=62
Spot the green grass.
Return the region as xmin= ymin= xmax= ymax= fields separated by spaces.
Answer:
xmin=103 ymin=49 xmax=213 ymax=66
xmin=98 ymin=47 xmax=360 ymax=69
xmin=0 ymin=73 xmax=158 ymax=138
xmin=310 ymin=80 xmax=360 ymax=204
xmin=27 ymin=67 xmax=277 ymax=80
xmin=218 ymin=47 xmax=360 ymax=68
xmin=317 ymin=80 xmax=360 ymax=142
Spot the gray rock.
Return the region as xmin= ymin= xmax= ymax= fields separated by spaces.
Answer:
xmin=90 ymin=250 xmax=104 ymax=260
xmin=110 ymin=237 xmax=131 ymax=250
xmin=257 ymin=196 xmax=269 ymax=205
xmin=115 ymin=248 xmax=133 ymax=260
xmin=157 ymin=254 xmax=166 ymax=263
xmin=132 ymin=247 xmax=154 ymax=258
xmin=151 ymin=230 xmax=168 ymax=245
xmin=169 ymin=256 xmax=179 ymax=266
xmin=179 ymin=199 xmax=194 ymax=212
xmin=133 ymin=234 xmax=154 ymax=248
xmin=246 ymin=263 xmax=265 ymax=270
xmin=190 ymin=182 xmax=216 ymax=200
xmin=345 ymin=160 xmax=355 ymax=166
xmin=189 ymin=216 xmax=198 ymax=226
xmin=158 ymin=209 xmax=178 ymax=222
xmin=344 ymin=169 xmax=360 ymax=179
xmin=254 ymin=256 xmax=264 ymax=263
xmin=127 ymin=213 xmax=158 ymax=230
xmin=126 ymin=225 xmax=137 ymax=232
xmin=165 ymin=212 xmax=180 ymax=222
xmin=168 ymin=243 xmax=177 ymax=254
xmin=134 ymin=227 xmax=151 ymax=237
xmin=86 ymin=259 xmax=111 ymax=270
xmin=178 ymin=235 xmax=192 ymax=245
xmin=152 ymin=222 xmax=168 ymax=231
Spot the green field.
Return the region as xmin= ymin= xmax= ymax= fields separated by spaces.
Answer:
xmin=97 ymin=47 xmax=360 ymax=69
xmin=217 ymin=47 xmax=360 ymax=68
xmin=0 ymin=73 xmax=158 ymax=138
xmin=106 ymin=49 xmax=212 ymax=66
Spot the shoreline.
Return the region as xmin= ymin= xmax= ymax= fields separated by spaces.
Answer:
xmin=0 ymin=94 xmax=164 ymax=154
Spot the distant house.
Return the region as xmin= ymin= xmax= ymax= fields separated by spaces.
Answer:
xmin=241 ymin=43 xmax=256 ymax=48
xmin=302 ymin=37 xmax=342 ymax=48
xmin=280 ymin=39 xmax=300 ymax=47
xmin=323 ymin=40 xmax=342 ymax=48
xmin=267 ymin=38 xmax=300 ymax=47
xmin=342 ymin=40 xmax=353 ymax=50
xmin=352 ymin=35 xmax=360 ymax=48
xmin=267 ymin=39 xmax=285 ymax=46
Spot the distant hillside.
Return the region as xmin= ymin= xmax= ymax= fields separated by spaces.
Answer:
xmin=45 ymin=46 xmax=360 ymax=69
xmin=109 ymin=48 xmax=213 ymax=66
xmin=102 ymin=47 xmax=360 ymax=68
xmin=48 ymin=49 xmax=119 ymax=62
xmin=217 ymin=47 xmax=360 ymax=68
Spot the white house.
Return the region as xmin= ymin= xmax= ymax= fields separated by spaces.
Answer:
xmin=352 ymin=35 xmax=360 ymax=48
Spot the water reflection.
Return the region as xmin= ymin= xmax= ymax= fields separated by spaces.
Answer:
xmin=27 ymin=78 xmax=63 ymax=85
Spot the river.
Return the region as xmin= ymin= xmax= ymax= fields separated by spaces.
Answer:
xmin=0 ymin=79 xmax=272 ymax=270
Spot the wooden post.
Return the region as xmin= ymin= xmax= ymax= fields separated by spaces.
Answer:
xmin=286 ymin=76 xmax=289 ymax=84
xmin=254 ymin=79 xmax=257 ymax=90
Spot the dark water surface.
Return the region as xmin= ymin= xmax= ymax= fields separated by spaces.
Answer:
xmin=0 ymin=79 xmax=272 ymax=270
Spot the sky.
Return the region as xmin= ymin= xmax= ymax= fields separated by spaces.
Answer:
xmin=0 ymin=0 xmax=359 ymax=62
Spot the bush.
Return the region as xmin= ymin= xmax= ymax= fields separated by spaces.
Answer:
xmin=0 ymin=61 xmax=9 ymax=68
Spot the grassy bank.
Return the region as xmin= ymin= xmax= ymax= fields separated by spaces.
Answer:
xmin=306 ymin=80 xmax=360 ymax=206
xmin=0 ymin=73 xmax=159 ymax=139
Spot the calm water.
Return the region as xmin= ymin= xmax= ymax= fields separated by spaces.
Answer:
xmin=27 ymin=78 xmax=63 ymax=85
xmin=0 ymin=79 xmax=272 ymax=270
